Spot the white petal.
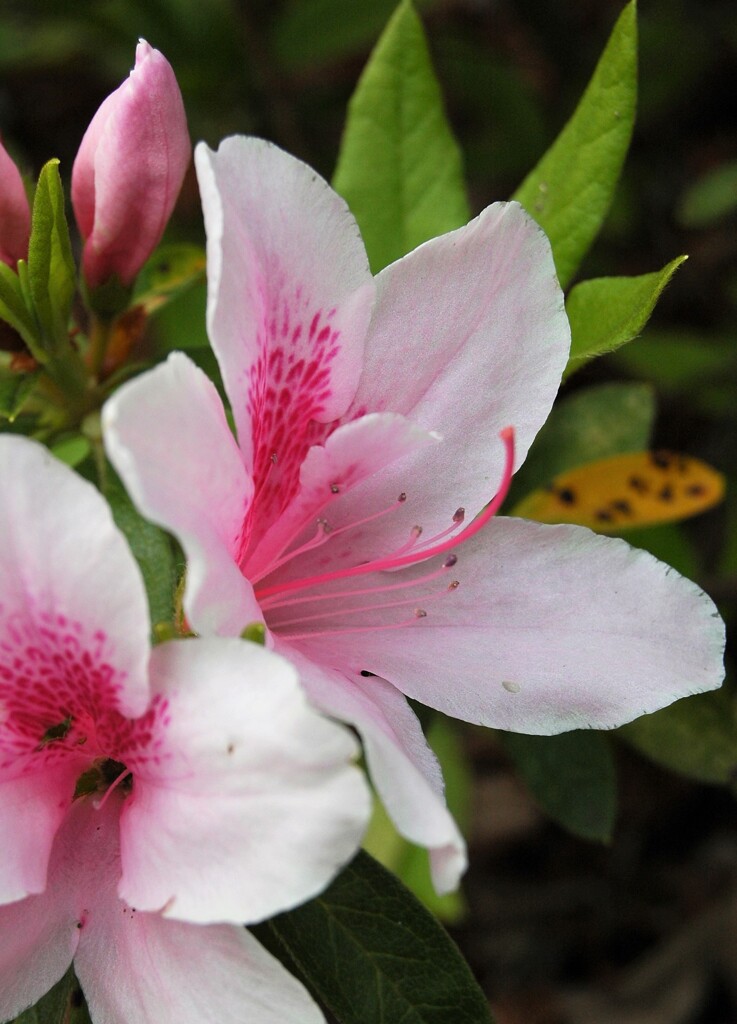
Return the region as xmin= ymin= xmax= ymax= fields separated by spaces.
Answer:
xmin=103 ymin=353 xmax=261 ymax=635
xmin=118 ymin=638 xmax=369 ymax=924
xmin=278 ymin=645 xmax=466 ymax=894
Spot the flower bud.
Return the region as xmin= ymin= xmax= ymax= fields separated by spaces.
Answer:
xmin=0 ymin=138 xmax=31 ymax=268
xmin=71 ymin=40 xmax=191 ymax=291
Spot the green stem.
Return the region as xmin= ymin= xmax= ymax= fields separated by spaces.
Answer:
xmin=87 ymin=313 xmax=114 ymax=380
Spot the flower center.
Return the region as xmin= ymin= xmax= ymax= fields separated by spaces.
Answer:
xmin=252 ymin=426 xmax=515 ymax=641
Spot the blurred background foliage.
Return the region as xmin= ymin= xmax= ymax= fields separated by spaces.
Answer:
xmin=2 ymin=0 xmax=737 ymax=1018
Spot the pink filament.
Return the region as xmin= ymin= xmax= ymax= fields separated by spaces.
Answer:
xmin=256 ymin=426 xmax=515 ymax=602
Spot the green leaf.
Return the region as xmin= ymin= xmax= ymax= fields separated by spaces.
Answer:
xmin=333 ymin=0 xmax=470 ymax=273
xmin=12 ymin=967 xmax=75 ymax=1024
xmin=253 ymin=851 xmax=493 ymax=1024
xmin=620 ymin=690 xmax=737 ymax=786
xmin=498 ymin=730 xmax=616 ymax=842
xmin=133 ymin=243 xmax=206 ymax=317
xmin=677 ymin=159 xmax=737 ymax=228
xmin=564 ymin=255 xmax=687 ymax=377
xmin=512 ymin=1 xmax=637 ymax=287
xmin=103 ymin=469 xmax=177 ymax=628
xmin=27 ymin=159 xmax=77 ymax=352
xmin=50 ymin=434 xmax=92 ymax=468
xmin=0 ymin=366 xmax=40 ymax=422
xmin=0 ymin=263 xmax=38 ymax=351
xmin=508 ymin=381 xmax=655 ymax=507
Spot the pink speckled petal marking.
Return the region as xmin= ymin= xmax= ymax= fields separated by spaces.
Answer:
xmin=244 ymin=411 xmax=440 ymax=584
xmin=118 ymin=639 xmax=369 ymax=925
xmin=195 ymin=137 xmax=375 ymax=539
xmin=0 ymin=437 xmax=150 ymax=720
xmin=279 ymin=646 xmax=466 ymax=894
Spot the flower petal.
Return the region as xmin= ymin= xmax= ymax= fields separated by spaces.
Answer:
xmin=0 ymin=764 xmax=80 ymax=903
xmin=0 ymin=437 xmax=150 ymax=718
xmin=103 ymin=352 xmax=261 ymax=635
xmin=63 ymin=793 xmax=327 ymax=1024
xmin=0 ymin=800 xmax=94 ymax=1021
xmin=195 ymin=136 xmax=375 ymax=528
xmin=290 ymin=519 xmax=725 ymax=733
xmin=247 ymin=411 xmax=439 ymax=582
xmin=118 ymin=638 xmax=369 ymax=924
xmin=279 ymin=645 xmax=466 ymax=894
xmin=337 ymin=202 xmax=569 ymax=560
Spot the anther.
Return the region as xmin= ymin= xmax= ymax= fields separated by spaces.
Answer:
xmin=330 ymin=483 xmax=340 ymax=494
xmin=447 ymin=580 xmax=460 ymax=591
xmin=398 ymin=492 xmax=407 ymax=503
xmin=453 ymin=507 xmax=465 ymax=524
xmin=411 ymin=525 xmax=422 ymax=538
xmin=443 ymin=554 xmax=458 ymax=568
xmin=415 ymin=608 xmax=427 ymax=618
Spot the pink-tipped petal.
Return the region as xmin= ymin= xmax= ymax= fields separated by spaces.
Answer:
xmin=0 ymin=437 xmax=150 ymax=719
xmin=72 ymin=40 xmax=190 ymax=287
xmin=103 ymin=352 xmax=261 ymax=636
xmin=281 ymin=648 xmax=466 ymax=894
xmin=0 ymin=138 xmax=30 ymax=267
xmin=336 ymin=202 xmax=569 ymax=561
xmin=194 ymin=137 xmax=375 ymax=509
xmin=295 ymin=519 xmax=724 ymax=733
xmin=118 ymin=638 xmax=369 ymax=925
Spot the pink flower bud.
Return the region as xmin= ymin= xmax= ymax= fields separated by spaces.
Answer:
xmin=0 ymin=138 xmax=31 ymax=268
xmin=72 ymin=40 xmax=191 ymax=290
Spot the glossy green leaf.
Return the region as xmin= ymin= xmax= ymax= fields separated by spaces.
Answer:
xmin=508 ymin=382 xmax=655 ymax=507
xmin=620 ymin=690 xmax=737 ymax=786
xmin=13 ymin=968 xmax=75 ymax=1024
xmin=564 ymin=255 xmax=687 ymax=377
xmin=611 ymin=329 xmax=735 ymax=391
xmin=103 ymin=469 xmax=177 ymax=628
xmin=27 ymin=159 xmax=76 ymax=352
xmin=253 ymin=851 xmax=493 ymax=1024
xmin=499 ymin=730 xmax=616 ymax=842
xmin=50 ymin=434 xmax=92 ymax=468
xmin=333 ymin=0 xmax=469 ymax=273
xmin=512 ymin=1 xmax=637 ymax=287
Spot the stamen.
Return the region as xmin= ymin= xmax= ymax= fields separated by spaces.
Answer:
xmin=280 ymin=613 xmax=432 ymax=642
xmin=251 ymin=492 xmax=410 ymax=585
xmin=256 ymin=427 xmax=515 ymax=602
xmin=273 ymin=578 xmax=458 ymax=630
xmin=260 ymin=559 xmax=457 ymax=612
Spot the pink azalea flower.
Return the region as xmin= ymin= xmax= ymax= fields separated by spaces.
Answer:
xmin=0 ymin=137 xmax=30 ymax=268
xmin=0 ymin=436 xmax=368 ymax=1024
xmin=71 ymin=40 xmax=191 ymax=290
xmin=104 ymin=136 xmax=726 ymax=893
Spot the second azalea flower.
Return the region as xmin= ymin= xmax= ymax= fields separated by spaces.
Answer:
xmin=0 ymin=436 xmax=368 ymax=1024
xmin=104 ymin=136 xmax=725 ymax=892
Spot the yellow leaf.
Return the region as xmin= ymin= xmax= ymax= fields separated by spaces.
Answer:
xmin=513 ymin=451 xmax=725 ymax=532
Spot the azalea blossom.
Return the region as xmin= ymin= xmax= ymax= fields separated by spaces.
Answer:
xmin=71 ymin=40 xmax=190 ymax=291
xmin=0 ymin=435 xmax=368 ymax=1024
xmin=104 ymin=136 xmax=725 ymax=893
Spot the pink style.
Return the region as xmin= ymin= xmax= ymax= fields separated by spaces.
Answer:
xmin=104 ymin=136 xmax=725 ymax=893
xmin=0 ymin=436 xmax=368 ymax=1024
xmin=71 ymin=40 xmax=191 ymax=291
